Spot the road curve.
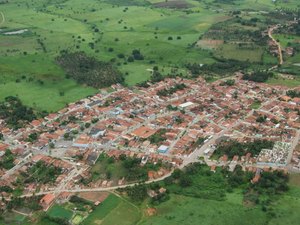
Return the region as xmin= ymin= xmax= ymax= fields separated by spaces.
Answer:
xmin=268 ymin=25 xmax=283 ymax=65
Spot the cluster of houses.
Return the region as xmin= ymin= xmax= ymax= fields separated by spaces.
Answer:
xmin=1 ymin=75 xmax=300 ymax=209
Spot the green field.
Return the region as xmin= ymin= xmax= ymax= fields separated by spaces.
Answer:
xmin=81 ymin=194 xmax=141 ymax=225
xmin=139 ymin=193 xmax=267 ymax=225
xmin=47 ymin=204 xmax=73 ymax=220
xmin=1 ymin=0 xmax=299 ymax=111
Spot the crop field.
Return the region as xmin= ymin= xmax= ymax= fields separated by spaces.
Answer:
xmin=0 ymin=0 xmax=299 ymax=112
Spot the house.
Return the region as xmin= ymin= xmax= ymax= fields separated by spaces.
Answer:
xmin=89 ymin=127 xmax=106 ymax=139
xmin=40 ymin=194 xmax=56 ymax=211
xmin=132 ymin=126 xmax=158 ymax=139
xmin=179 ymin=102 xmax=194 ymax=110
xmin=158 ymin=145 xmax=169 ymax=154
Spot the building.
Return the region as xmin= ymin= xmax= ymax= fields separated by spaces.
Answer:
xmin=158 ymin=145 xmax=169 ymax=153
xmin=40 ymin=194 xmax=56 ymax=211
xmin=179 ymin=102 xmax=194 ymax=110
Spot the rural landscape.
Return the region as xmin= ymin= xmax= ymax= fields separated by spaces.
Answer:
xmin=0 ymin=0 xmax=300 ymax=224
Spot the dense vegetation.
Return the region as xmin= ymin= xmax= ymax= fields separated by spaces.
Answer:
xmin=286 ymin=90 xmax=300 ymax=98
xmin=187 ymin=59 xmax=249 ymax=77
xmin=122 ymin=162 xmax=289 ymax=211
xmin=157 ymin=83 xmax=186 ymax=97
xmin=56 ymin=51 xmax=124 ymax=88
xmin=242 ymin=71 xmax=274 ymax=83
xmin=0 ymin=96 xmax=36 ymax=129
xmin=89 ymin=153 xmax=166 ymax=183
xmin=213 ymin=139 xmax=274 ymax=159
xmin=24 ymin=161 xmax=62 ymax=184
xmin=0 ymin=149 xmax=15 ymax=170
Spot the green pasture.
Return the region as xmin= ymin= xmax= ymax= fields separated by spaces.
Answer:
xmin=47 ymin=204 xmax=73 ymax=220
xmin=81 ymin=194 xmax=141 ymax=225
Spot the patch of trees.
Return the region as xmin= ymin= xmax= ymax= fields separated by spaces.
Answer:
xmin=56 ymin=51 xmax=124 ymax=88
xmin=242 ymin=71 xmax=273 ymax=83
xmin=123 ymin=184 xmax=147 ymax=203
xmin=292 ymin=21 xmax=300 ymax=35
xmin=244 ymin=170 xmax=289 ymax=208
xmin=214 ymin=139 xmax=274 ymax=159
xmin=148 ymin=129 xmax=167 ymax=144
xmin=186 ymin=59 xmax=249 ymax=77
xmin=26 ymin=132 xmax=39 ymax=143
xmin=286 ymin=90 xmax=300 ymax=98
xmin=0 ymin=96 xmax=36 ymax=129
xmin=69 ymin=195 xmax=94 ymax=208
xmin=251 ymin=170 xmax=289 ymax=195
xmin=6 ymin=196 xmax=42 ymax=211
xmin=121 ymin=156 xmax=148 ymax=181
xmin=40 ymin=214 xmax=69 ymax=225
xmin=0 ymin=149 xmax=15 ymax=170
xmin=25 ymin=161 xmax=62 ymax=184
xmin=163 ymin=163 xmax=228 ymax=201
xmin=220 ymin=79 xmax=235 ymax=86
xmin=131 ymin=49 xmax=144 ymax=60
xmin=157 ymin=83 xmax=186 ymax=97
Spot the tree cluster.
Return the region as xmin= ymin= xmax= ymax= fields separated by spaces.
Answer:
xmin=0 ymin=96 xmax=36 ymax=129
xmin=214 ymin=139 xmax=274 ymax=158
xmin=157 ymin=83 xmax=186 ymax=97
xmin=56 ymin=51 xmax=124 ymax=88
xmin=242 ymin=71 xmax=273 ymax=83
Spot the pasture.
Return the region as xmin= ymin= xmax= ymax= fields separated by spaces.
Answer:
xmin=81 ymin=194 xmax=141 ymax=225
xmin=0 ymin=0 xmax=299 ymax=112
xmin=47 ymin=204 xmax=73 ymax=220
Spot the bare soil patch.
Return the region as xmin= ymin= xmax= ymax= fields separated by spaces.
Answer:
xmin=78 ymin=192 xmax=109 ymax=203
xmin=153 ymin=0 xmax=193 ymax=9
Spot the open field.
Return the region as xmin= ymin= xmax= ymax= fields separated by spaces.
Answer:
xmin=81 ymin=194 xmax=141 ymax=225
xmin=0 ymin=0 xmax=224 ymax=112
xmin=1 ymin=0 xmax=298 ymax=111
xmin=47 ymin=204 xmax=73 ymax=220
xmin=139 ymin=193 xmax=268 ymax=225
xmin=138 ymin=186 xmax=300 ymax=225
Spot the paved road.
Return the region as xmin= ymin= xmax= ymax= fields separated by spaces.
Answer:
xmin=19 ymin=171 xmax=173 ymax=198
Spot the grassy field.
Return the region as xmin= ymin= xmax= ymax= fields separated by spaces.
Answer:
xmin=0 ymin=0 xmax=223 ymax=112
xmin=214 ymin=44 xmax=264 ymax=62
xmin=81 ymin=194 xmax=141 ymax=225
xmin=47 ymin=204 xmax=73 ymax=220
xmin=1 ymin=0 xmax=298 ymax=111
xmin=139 ymin=193 xmax=268 ymax=225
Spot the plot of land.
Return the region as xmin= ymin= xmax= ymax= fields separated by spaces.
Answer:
xmin=81 ymin=194 xmax=140 ymax=225
xmin=47 ymin=204 xmax=73 ymax=220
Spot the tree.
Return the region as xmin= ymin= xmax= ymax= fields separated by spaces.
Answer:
xmin=56 ymin=51 xmax=124 ymax=88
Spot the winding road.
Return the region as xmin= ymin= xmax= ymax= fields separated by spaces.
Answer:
xmin=268 ymin=25 xmax=283 ymax=65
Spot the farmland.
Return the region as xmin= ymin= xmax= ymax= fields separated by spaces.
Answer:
xmin=1 ymin=0 xmax=299 ymax=112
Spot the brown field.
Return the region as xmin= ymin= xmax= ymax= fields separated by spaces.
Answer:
xmin=153 ymin=0 xmax=193 ymax=9
xmin=196 ymin=39 xmax=224 ymax=49
xmin=78 ymin=192 xmax=109 ymax=203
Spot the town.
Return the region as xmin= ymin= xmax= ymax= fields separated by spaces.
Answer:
xmin=1 ymin=74 xmax=300 ymax=212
